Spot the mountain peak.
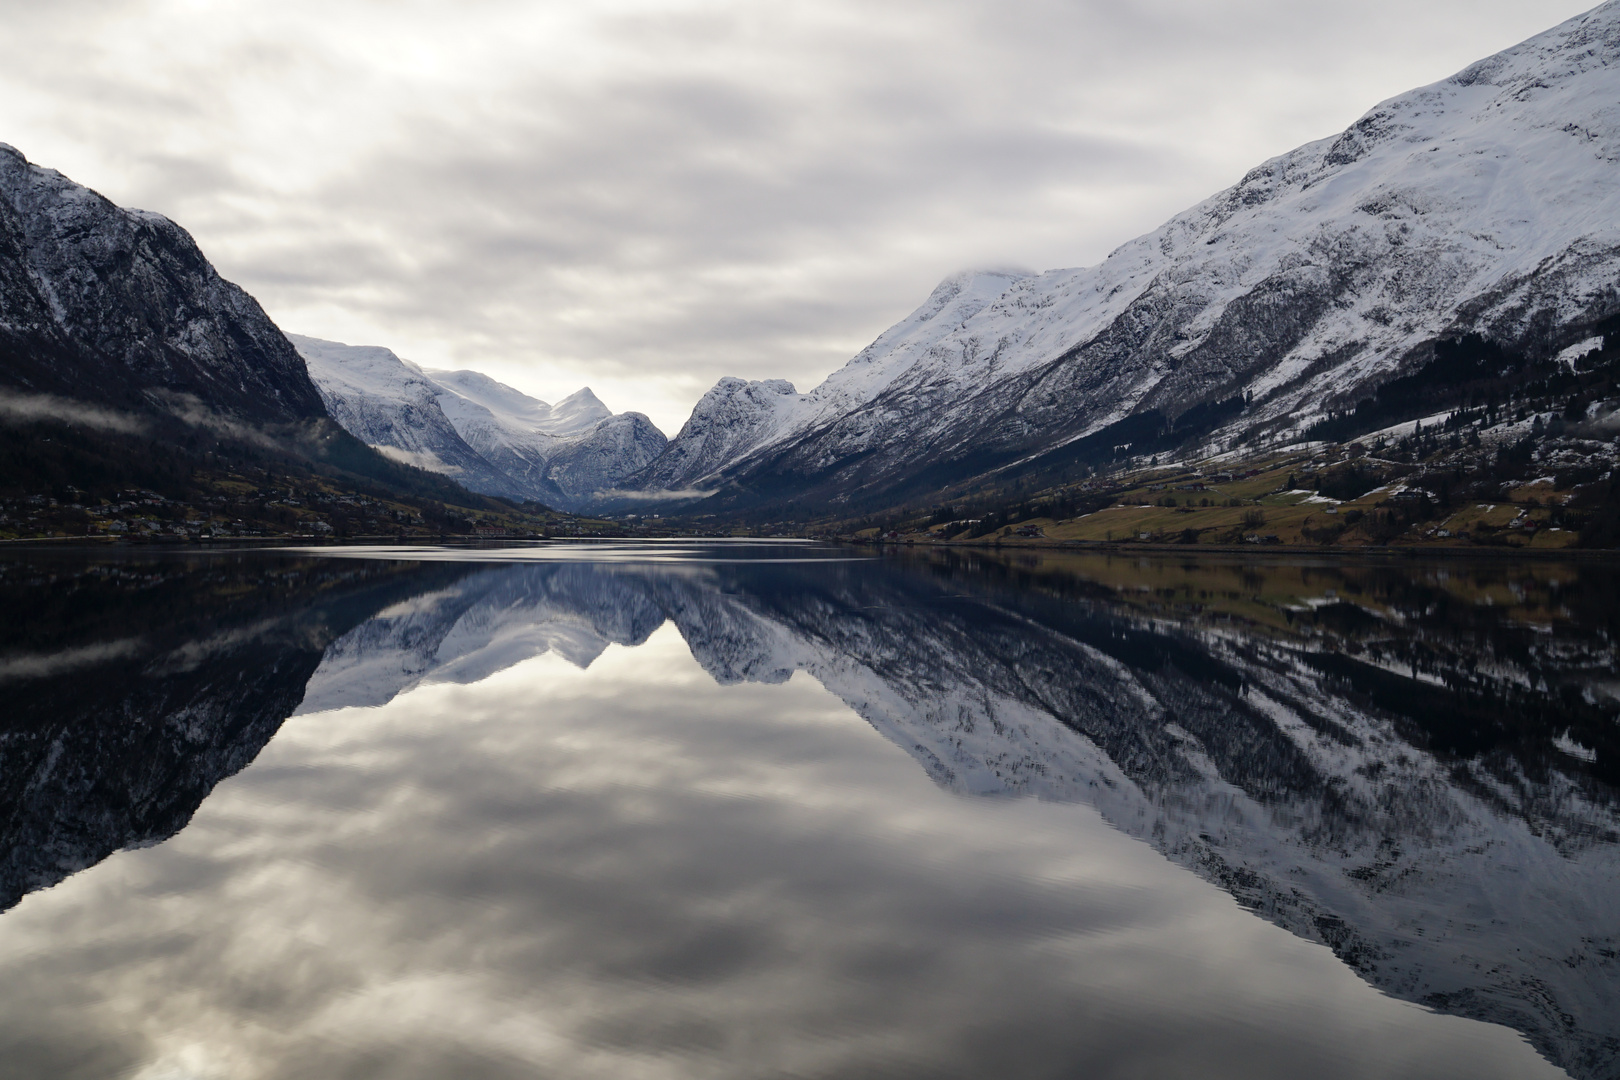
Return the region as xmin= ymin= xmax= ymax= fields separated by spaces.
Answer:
xmin=916 ymin=268 xmax=1033 ymax=324
xmin=0 ymin=148 xmax=324 ymax=423
xmin=557 ymin=386 xmax=606 ymax=409
xmin=429 ymin=367 xmax=550 ymax=410
xmin=548 ymin=387 xmax=613 ymax=434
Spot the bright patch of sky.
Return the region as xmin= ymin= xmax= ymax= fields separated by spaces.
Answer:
xmin=0 ymin=0 xmax=1597 ymax=433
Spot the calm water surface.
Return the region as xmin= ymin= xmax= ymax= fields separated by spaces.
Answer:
xmin=1 ymin=542 xmax=1616 ymax=1079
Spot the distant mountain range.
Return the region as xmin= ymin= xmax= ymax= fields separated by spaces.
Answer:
xmin=2 ymin=3 xmax=1618 ymax=521
xmin=291 ymin=335 xmax=666 ymax=511
xmin=0 ymin=137 xmax=663 ymax=514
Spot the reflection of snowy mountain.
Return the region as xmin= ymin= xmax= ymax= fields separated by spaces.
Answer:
xmin=296 ymin=564 xmax=666 ymax=714
xmin=302 ymin=559 xmax=1620 ymax=1078
xmin=709 ymin=570 xmax=1620 ymax=1080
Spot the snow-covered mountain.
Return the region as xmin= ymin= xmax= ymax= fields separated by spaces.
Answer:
xmin=0 ymin=145 xmax=523 ymax=510
xmin=290 ymin=335 xmax=667 ymax=510
xmin=628 ymin=377 xmax=803 ymax=494
xmin=295 ymin=562 xmax=666 ymax=714
xmin=626 ymin=3 xmax=1620 ymax=510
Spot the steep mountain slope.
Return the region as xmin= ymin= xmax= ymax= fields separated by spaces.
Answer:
xmin=628 ymin=377 xmax=802 ymax=493
xmin=538 ymin=410 xmax=669 ymax=498
xmin=632 ymin=2 xmax=1620 ymax=512
xmin=0 ymin=144 xmax=323 ymax=423
xmin=628 ymin=269 xmax=1033 ymax=493
xmin=289 ymin=335 xmax=540 ymax=500
xmin=293 ymin=335 xmax=667 ymax=509
xmin=0 ymin=146 xmax=521 ymax=515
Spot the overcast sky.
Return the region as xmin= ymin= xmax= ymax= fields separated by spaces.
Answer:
xmin=0 ymin=0 xmax=1598 ymax=433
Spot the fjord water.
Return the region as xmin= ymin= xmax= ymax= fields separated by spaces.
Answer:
xmin=1 ymin=545 xmax=1615 ymax=1080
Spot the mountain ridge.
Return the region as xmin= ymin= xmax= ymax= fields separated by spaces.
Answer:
xmin=620 ymin=1 xmax=1620 ymax=515
xmin=0 ymin=146 xmax=572 ymax=530
xmin=291 ymin=334 xmax=667 ymax=511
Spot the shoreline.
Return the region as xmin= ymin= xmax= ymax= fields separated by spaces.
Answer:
xmin=6 ymin=532 xmax=1620 ymax=563
xmin=845 ymin=537 xmax=1620 ymax=561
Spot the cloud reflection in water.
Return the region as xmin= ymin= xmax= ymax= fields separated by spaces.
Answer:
xmin=0 ymin=549 xmax=1611 ymax=1079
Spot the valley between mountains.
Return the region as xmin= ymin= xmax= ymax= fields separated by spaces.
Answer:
xmin=3 ymin=3 xmax=1620 ymax=547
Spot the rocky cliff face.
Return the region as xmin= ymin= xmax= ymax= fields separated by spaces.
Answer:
xmin=0 ymin=147 xmax=492 ymax=509
xmin=293 ymin=335 xmax=667 ymax=509
xmin=540 ymin=411 xmax=669 ymax=499
xmin=0 ymin=145 xmax=325 ymax=424
xmin=625 ymin=377 xmax=802 ymax=493
xmin=630 ymin=3 xmax=1620 ymax=511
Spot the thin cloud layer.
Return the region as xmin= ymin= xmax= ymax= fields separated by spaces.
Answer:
xmin=0 ymin=390 xmax=147 ymax=435
xmin=0 ymin=0 xmax=1597 ymax=431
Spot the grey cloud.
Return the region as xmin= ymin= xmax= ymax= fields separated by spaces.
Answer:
xmin=147 ymin=390 xmax=283 ymax=450
xmin=372 ymin=445 xmax=459 ymax=473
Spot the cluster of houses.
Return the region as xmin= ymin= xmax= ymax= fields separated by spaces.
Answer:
xmin=1141 ymin=467 xmax=1268 ymax=496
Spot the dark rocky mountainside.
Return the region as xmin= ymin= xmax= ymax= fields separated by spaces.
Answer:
xmin=0 ymin=145 xmax=323 ymax=422
xmin=0 ymin=147 xmax=551 ymax=523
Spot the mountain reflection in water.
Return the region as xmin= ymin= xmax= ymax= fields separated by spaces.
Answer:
xmin=0 ymin=544 xmax=1615 ymax=1080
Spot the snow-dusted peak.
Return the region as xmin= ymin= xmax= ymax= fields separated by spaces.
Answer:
xmin=862 ymin=267 xmax=1034 ymax=355
xmin=619 ymin=376 xmax=804 ymax=491
xmin=0 ymin=145 xmax=325 ymax=423
xmin=424 ymin=369 xmax=619 ymax=438
xmin=547 ymin=387 xmax=614 ymax=435
xmin=735 ymin=378 xmax=797 ymax=399
xmin=428 ymin=368 xmax=553 ymax=428
xmin=290 ymin=334 xmax=436 ymax=401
